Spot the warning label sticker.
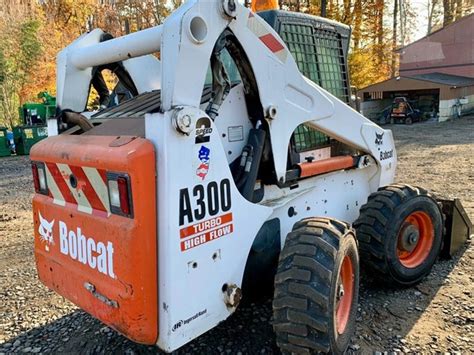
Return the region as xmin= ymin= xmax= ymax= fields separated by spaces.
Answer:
xmin=228 ymin=126 xmax=244 ymax=142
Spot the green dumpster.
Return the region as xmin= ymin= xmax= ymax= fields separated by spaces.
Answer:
xmin=0 ymin=127 xmax=11 ymax=157
xmin=13 ymin=125 xmax=48 ymax=155
xmin=19 ymin=92 xmax=56 ymax=125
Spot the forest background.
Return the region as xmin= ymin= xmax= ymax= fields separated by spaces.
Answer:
xmin=0 ymin=0 xmax=472 ymax=128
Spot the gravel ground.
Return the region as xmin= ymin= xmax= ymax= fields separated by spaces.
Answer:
xmin=0 ymin=117 xmax=473 ymax=354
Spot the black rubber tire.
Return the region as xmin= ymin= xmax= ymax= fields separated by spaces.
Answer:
xmin=354 ymin=184 xmax=443 ymax=287
xmin=273 ymin=218 xmax=359 ymax=355
xmin=405 ymin=116 xmax=413 ymax=125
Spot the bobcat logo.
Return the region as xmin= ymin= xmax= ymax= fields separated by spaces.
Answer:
xmin=38 ymin=212 xmax=55 ymax=247
xmin=375 ymin=132 xmax=384 ymax=146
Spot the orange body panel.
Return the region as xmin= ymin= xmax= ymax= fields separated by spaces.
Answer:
xmin=251 ymin=0 xmax=279 ymax=12
xmin=298 ymin=156 xmax=355 ymax=178
xmin=31 ymin=135 xmax=158 ymax=344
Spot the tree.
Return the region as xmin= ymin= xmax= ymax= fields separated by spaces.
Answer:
xmin=455 ymin=0 xmax=463 ymax=18
xmin=392 ymin=0 xmax=398 ymax=77
xmin=376 ymin=0 xmax=384 ymax=64
xmin=0 ymin=18 xmax=43 ymax=128
xmin=352 ymin=0 xmax=362 ymax=49
xmin=443 ymin=0 xmax=454 ymax=25
xmin=427 ymin=0 xmax=440 ymax=34
xmin=0 ymin=0 xmax=180 ymax=127
xmin=442 ymin=0 xmax=470 ymax=26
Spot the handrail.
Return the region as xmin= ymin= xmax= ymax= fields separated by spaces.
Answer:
xmin=70 ymin=25 xmax=163 ymax=70
xmin=297 ymin=156 xmax=356 ymax=178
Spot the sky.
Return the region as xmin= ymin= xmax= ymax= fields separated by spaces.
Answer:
xmin=410 ymin=1 xmax=430 ymax=41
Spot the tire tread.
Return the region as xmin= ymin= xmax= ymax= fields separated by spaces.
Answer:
xmin=273 ymin=217 xmax=354 ymax=354
xmin=354 ymin=183 xmax=442 ymax=284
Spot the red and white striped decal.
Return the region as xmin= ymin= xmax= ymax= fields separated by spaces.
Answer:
xmin=247 ymin=12 xmax=288 ymax=63
xmin=44 ymin=162 xmax=110 ymax=218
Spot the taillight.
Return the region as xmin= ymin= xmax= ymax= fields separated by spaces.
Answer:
xmin=117 ymin=177 xmax=131 ymax=215
xmin=31 ymin=162 xmax=48 ymax=195
xmin=32 ymin=163 xmax=39 ymax=192
xmin=107 ymin=173 xmax=133 ymax=218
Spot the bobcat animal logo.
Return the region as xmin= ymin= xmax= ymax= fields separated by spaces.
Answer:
xmin=38 ymin=212 xmax=55 ymax=246
xmin=375 ymin=132 xmax=384 ymax=146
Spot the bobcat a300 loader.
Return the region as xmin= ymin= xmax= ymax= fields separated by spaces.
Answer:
xmin=30 ymin=0 xmax=471 ymax=353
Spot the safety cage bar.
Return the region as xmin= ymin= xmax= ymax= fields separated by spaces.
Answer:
xmin=70 ymin=25 xmax=163 ymax=70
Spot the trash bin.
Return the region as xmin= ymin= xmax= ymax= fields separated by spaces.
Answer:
xmin=0 ymin=127 xmax=11 ymax=157
xmin=13 ymin=125 xmax=48 ymax=155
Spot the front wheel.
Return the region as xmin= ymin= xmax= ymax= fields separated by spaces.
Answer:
xmin=273 ymin=218 xmax=359 ymax=354
xmin=354 ymin=184 xmax=443 ymax=286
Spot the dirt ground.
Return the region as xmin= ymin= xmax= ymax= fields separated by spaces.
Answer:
xmin=0 ymin=117 xmax=473 ymax=354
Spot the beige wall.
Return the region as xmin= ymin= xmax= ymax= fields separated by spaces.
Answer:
xmin=451 ymin=85 xmax=474 ymax=98
xmin=439 ymin=94 xmax=474 ymax=121
xmin=440 ymin=87 xmax=474 ymax=121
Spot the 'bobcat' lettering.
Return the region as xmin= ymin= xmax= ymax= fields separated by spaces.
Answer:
xmin=59 ymin=221 xmax=115 ymax=278
xmin=380 ymin=149 xmax=394 ymax=161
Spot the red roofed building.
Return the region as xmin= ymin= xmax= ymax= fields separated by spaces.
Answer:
xmin=398 ymin=13 xmax=474 ymax=79
xmin=359 ymin=14 xmax=474 ymax=122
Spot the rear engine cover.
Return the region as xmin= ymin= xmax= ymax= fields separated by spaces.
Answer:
xmin=30 ymin=135 xmax=157 ymax=344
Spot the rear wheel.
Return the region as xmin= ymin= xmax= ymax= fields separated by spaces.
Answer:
xmin=273 ymin=218 xmax=359 ymax=354
xmin=354 ymin=184 xmax=443 ymax=286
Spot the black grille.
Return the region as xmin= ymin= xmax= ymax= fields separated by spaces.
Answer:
xmin=292 ymin=123 xmax=330 ymax=152
xmin=280 ymin=24 xmax=349 ymax=103
xmin=273 ymin=14 xmax=350 ymax=152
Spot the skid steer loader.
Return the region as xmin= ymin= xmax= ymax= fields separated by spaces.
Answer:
xmin=30 ymin=0 xmax=471 ymax=353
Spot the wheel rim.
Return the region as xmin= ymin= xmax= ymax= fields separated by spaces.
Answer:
xmin=335 ymin=255 xmax=354 ymax=335
xmin=397 ymin=211 xmax=434 ymax=268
